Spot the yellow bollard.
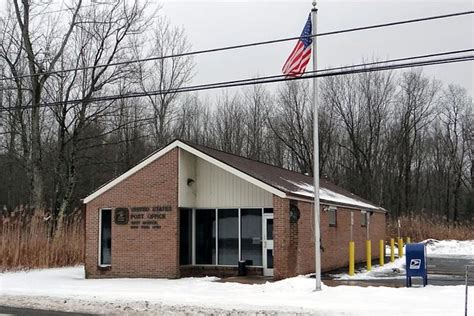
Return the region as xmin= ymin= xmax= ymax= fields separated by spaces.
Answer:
xmin=366 ymin=240 xmax=372 ymax=271
xmin=398 ymin=238 xmax=404 ymax=257
xmin=390 ymin=238 xmax=395 ymax=262
xmin=349 ymin=241 xmax=355 ymax=276
xmin=407 ymin=237 xmax=411 ymax=244
xmin=379 ymin=240 xmax=384 ymax=266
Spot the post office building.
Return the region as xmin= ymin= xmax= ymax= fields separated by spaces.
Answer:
xmin=83 ymin=139 xmax=387 ymax=279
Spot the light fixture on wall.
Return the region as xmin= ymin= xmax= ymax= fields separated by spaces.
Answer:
xmin=187 ymin=178 xmax=195 ymax=186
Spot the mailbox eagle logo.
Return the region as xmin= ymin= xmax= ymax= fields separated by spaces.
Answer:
xmin=409 ymin=259 xmax=421 ymax=269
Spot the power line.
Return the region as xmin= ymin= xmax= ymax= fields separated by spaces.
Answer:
xmin=81 ymin=55 xmax=474 ymax=99
xmin=0 ymin=52 xmax=472 ymax=112
xmin=1 ymin=10 xmax=472 ymax=82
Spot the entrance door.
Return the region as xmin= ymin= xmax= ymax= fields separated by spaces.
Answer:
xmin=262 ymin=214 xmax=274 ymax=277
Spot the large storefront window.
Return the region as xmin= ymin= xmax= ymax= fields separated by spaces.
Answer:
xmin=240 ymin=208 xmax=262 ymax=266
xmin=180 ymin=208 xmax=272 ymax=267
xmin=195 ymin=209 xmax=216 ymax=264
xmin=218 ymin=209 xmax=238 ymax=265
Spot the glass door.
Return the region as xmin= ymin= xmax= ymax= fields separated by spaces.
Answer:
xmin=262 ymin=214 xmax=274 ymax=277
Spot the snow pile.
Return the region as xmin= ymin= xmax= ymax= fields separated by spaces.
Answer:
xmin=282 ymin=179 xmax=378 ymax=209
xmin=424 ymin=239 xmax=474 ymax=256
xmin=1 ymin=266 xmax=472 ymax=315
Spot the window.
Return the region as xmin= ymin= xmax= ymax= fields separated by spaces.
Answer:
xmin=361 ymin=211 xmax=367 ymax=227
xmin=218 ymin=209 xmax=238 ymax=265
xmin=241 ymin=208 xmax=262 ymax=266
xmin=195 ymin=209 xmax=216 ymax=264
xmin=180 ymin=208 xmax=268 ymax=267
xmin=263 ymin=208 xmax=273 ymax=214
xmin=328 ymin=207 xmax=337 ymax=227
xmin=179 ymin=208 xmax=192 ymax=265
xmin=99 ymin=209 xmax=112 ymax=266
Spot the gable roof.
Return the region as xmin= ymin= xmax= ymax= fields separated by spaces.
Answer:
xmin=83 ymin=139 xmax=385 ymax=212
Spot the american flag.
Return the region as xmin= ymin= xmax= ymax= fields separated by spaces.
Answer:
xmin=282 ymin=14 xmax=313 ymax=78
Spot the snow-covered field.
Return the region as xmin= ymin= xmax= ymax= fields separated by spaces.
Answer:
xmin=425 ymin=239 xmax=474 ymax=256
xmin=1 ymin=265 xmax=472 ymax=315
xmin=1 ymin=240 xmax=472 ymax=315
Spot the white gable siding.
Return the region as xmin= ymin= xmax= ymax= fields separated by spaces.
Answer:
xmin=178 ymin=149 xmax=273 ymax=208
xmin=178 ymin=149 xmax=197 ymax=207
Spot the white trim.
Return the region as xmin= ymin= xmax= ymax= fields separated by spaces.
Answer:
xmin=84 ymin=140 xmax=286 ymax=204
xmin=238 ymin=209 xmax=242 ymax=261
xmin=262 ymin=213 xmax=274 ymax=277
xmin=289 ymin=195 xmax=384 ymax=213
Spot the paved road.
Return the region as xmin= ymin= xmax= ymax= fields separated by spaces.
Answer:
xmin=0 ymin=306 xmax=95 ymax=316
xmin=427 ymin=255 xmax=474 ymax=275
xmin=326 ymin=255 xmax=474 ymax=287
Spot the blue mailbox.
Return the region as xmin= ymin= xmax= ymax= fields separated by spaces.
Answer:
xmin=405 ymin=243 xmax=428 ymax=287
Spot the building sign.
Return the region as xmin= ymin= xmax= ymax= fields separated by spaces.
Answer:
xmin=114 ymin=208 xmax=129 ymax=225
xmin=114 ymin=206 xmax=172 ymax=230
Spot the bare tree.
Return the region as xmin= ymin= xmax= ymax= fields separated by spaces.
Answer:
xmin=10 ymin=0 xmax=82 ymax=208
xmin=134 ymin=17 xmax=194 ymax=148
xmin=45 ymin=1 xmax=148 ymax=216
xmin=211 ymin=91 xmax=246 ymax=155
xmin=392 ymin=70 xmax=439 ymax=216
xmin=269 ymin=81 xmax=312 ymax=173
xmin=436 ymin=85 xmax=472 ymax=223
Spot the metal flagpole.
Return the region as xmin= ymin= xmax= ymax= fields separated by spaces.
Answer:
xmin=311 ymin=1 xmax=322 ymax=291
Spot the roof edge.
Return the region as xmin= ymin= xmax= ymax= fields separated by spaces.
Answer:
xmin=83 ymin=140 xmax=181 ymax=204
xmin=286 ymin=193 xmax=387 ymax=213
xmin=83 ymin=140 xmax=287 ymax=204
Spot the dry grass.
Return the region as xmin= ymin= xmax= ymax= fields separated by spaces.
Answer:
xmin=0 ymin=207 xmax=84 ymax=271
xmin=387 ymin=213 xmax=474 ymax=242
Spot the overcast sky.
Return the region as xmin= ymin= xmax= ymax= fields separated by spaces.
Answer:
xmin=159 ymin=0 xmax=473 ymax=96
xmin=1 ymin=0 xmax=472 ymax=96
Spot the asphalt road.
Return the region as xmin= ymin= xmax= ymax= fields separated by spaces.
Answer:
xmin=0 ymin=306 xmax=95 ymax=316
xmin=326 ymin=255 xmax=474 ymax=287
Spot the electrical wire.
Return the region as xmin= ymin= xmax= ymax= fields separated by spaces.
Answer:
xmin=0 ymin=52 xmax=472 ymax=112
xmin=0 ymin=10 xmax=472 ymax=82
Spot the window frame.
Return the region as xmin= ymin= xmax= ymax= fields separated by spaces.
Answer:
xmin=98 ymin=208 xmax=112 ymax=267
xmin=328 ymin=206 xmax=337 ymax=227
xmin=361 ymin=210 xmax=368 ymax=227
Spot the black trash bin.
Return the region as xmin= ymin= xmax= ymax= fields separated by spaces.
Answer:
xmin=238 ymin=260 xmax=247 ymax=276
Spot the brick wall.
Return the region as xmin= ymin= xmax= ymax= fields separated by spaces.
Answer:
xmin=273 ymin=195 xmax=386 ymax=279
xmin=84 ymin=148 xmax=179 ymax=279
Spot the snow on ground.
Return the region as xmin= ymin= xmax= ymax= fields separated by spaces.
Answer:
xmin=425 ymin=239 xmax=474 ymax=256
xmin=333 ymin=257 xmax=406 ymax=280
xmin=1 ymin=266 xmax=472 ymax=315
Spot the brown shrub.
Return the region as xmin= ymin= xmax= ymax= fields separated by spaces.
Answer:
xmin=387 ymin=213 xmax=474 ymax=241
xmin=0 ymin=207 xmax=84 ymax=271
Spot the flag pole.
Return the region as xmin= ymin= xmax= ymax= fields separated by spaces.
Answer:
xmin=311 ymin=1 xmax=322 ymax=291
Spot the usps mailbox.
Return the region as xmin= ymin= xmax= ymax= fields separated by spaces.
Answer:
xmin=405 ymin=243 xmax=428 ymax=287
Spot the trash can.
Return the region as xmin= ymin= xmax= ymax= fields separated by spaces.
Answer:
xmin=238 ymin=260 xmax=247 ymax=276
xmin=405 ymin=243 xmax=427 ymax=287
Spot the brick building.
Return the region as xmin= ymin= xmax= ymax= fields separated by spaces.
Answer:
xmin=83 ymin=139 xmax=387 ymax=279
